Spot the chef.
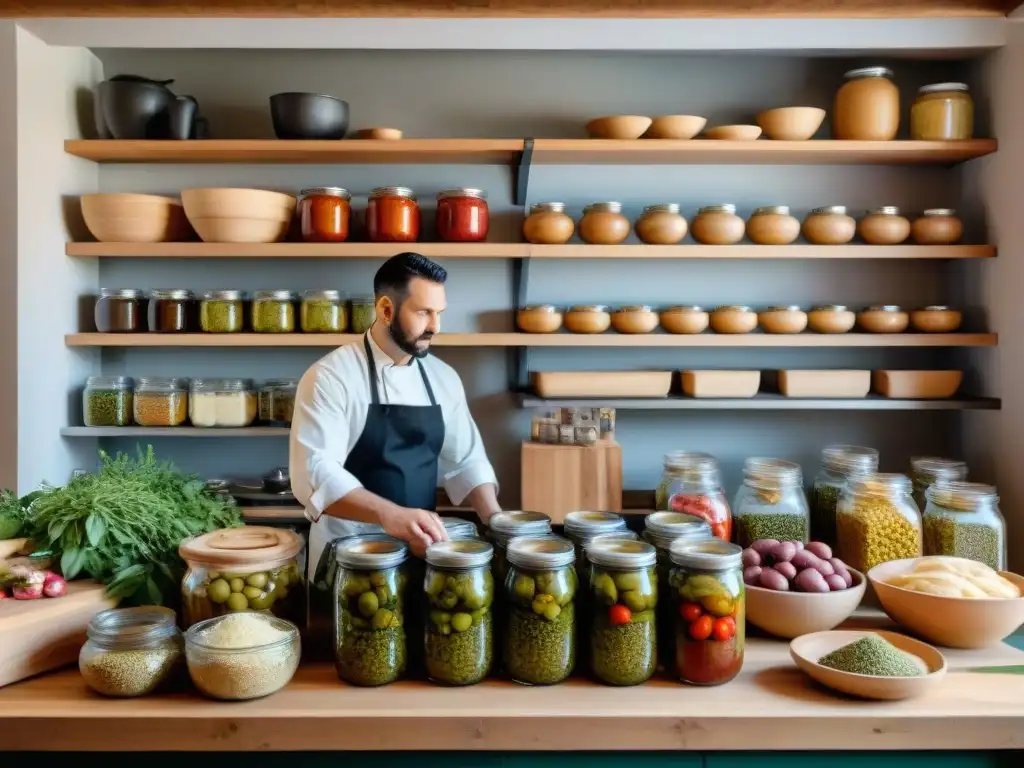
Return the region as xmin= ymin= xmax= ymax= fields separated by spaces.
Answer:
xmin=290 ymin=251 xmax=502 ymax=577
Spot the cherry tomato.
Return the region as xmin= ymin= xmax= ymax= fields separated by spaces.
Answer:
xmin=713 ymin=616 xmax=736 ymax=641
xmin=609 ymin=604 xmax=632 ymax=626
xmin=680 ymin=602 xmax=703 ymax=622
xmin=689 ymin=614 xmax=713 ymax=641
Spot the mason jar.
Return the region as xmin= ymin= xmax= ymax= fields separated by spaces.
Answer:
xmin=133 ymin=376 xmax=189 ymax=427
xmin=655 ymin=451 xmax=732 ymax=541
xmin=441 ymin=517 xmax=479 ymax=540
xmin=147 ymin=288 xmax=196 ymax=332
xmin=811 ymin=445 xmax=878 ymax=548
xmin=733 ymin=458 xmax=810 ymax=547
xmin=252 ymin=290 xmax=297 ymax=333
xmin=79 ymin=606 xmax=184 ymax=697
xmin=199 ymin=290 xmax=245 ymax=333
xmin=836 ymin=473 xmax=922 ymax=573
xmin=258 ymin=378 xmax=298 ymax=426
xmin=562 ymin=510 xmax=627 ymax=582
xmin=910 ymin=456 xmax=968 ymax=513
xmin=301 ymin=289 xmax=347 ymax=333
xmin=923 ymin=481 xmax=1006 ymax=571
xmin=95 ymin=288 xmax=143 ymax=333
xmin=84 ymin=375 xmax=134 ymax=427
xmin=486 ymin=510 xmax=553 ymax=593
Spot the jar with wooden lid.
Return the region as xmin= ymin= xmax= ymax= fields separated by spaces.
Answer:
xmin=635 ymin=204 xmax=687 ymax=245
xmin=807 ymin=305 xmax=856 ymax=334
xmin=611 ymin=305 xmax=659 ymax=334
xmin=802 ymin=206 xmax=856 ymax=245
xmin=523 ymin=202 xmax=574 ymax=245
xmin=710 ymin=305 xmax=757 ymax=334
xmin=857 ymin=305 xmax=909 ymax=333
xmin=910 ymin=305 xmax=962 ymax=333
xmin=833 ymin=66 xmax=899 ymax=141
xmin=579 ymin=202 xmax=630 ymax=245
xmin=858 ymin=206 xmax=910 ymax=245
xmin=660 ymin=305 xmax=709 ymax=334
xmin=911 ymin=209 xmax=963 ymax=245
xmin=565 ymin=305 xmax=611 ymax=334
xmin=436 ymin=188 xmax=489 ymax=243
xmin=95 ymin=288 xmax=143 ymax=333
xmin=758 ymin=306 xmax=807 ymax=334
xmin=745 ymin=205 xmax=800 ymax=245
xmin=517 ymin=304 xmax=563 ymax=333
xmin=911 ymin=83 xmax=974 ymax=141
xmin=367 ymin=186 xmax=420 ymax=243
xmin=299 ymin=187 xmax=351 ymax=243
xmin=692 ymin=204 xmax=744 ymax=245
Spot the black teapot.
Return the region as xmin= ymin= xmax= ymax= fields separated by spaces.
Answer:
xmin=95 ymin=74 xmax=201 ymax=140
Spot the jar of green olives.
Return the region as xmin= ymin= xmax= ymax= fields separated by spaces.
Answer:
xmin=505 ymin=535 xmax=577 ymax=685
xmin=423 ymin=539 xmax=494 ymax=686
xmin=178 ymin=526 xmax=305 ymax=629
xmin=301 ymin=289 xmax=347 ymax=333
xmin=333 ymin=534 xmax=409 ymax=686
xmin=585 ymin=538 xmax=658 ymax=686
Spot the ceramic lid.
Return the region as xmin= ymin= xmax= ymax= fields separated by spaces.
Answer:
xmin=179 ymin=526 xmax=303 ymax=570
xmin=506 ymin=535 xmax=575 ymax=569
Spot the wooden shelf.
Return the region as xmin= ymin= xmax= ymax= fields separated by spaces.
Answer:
xmin=60 ymin=427 xmax=289 ymax=437
xmin=518 ymin=393 xmax=1001 ymax=410
xmin=241 ymin=506 xmax=306 ymax=523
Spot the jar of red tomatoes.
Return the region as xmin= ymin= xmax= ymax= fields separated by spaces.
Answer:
xmin=367 ymin=186 xmax=419 ymax=243
xmin=654 ymin=451 xmax=732 ymax=541
xmin=670 ymin=538 xmax=744 ymax=686
xmin=299 ymin=187 xmax=351 ymax=243
xmin=436 ymin=188 xmax=489 ymax=242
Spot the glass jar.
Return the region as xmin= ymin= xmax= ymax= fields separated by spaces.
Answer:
xmin=563 ymin=510 xmax=628 ymax=581
xmin=836 ymin=473 xmax=922 ymax=573
xmin=660 ymin=305 xmax=709 ymax=334
xmin=758 ymin=306 xmax=808 ymax=334
xmin=578 ymin=202 xmax=630 ymax=245
xmin=423 ymin=539 xmax=494 ymax=686
xmin=586 ymin=538 xmax=658 ymax=686
xmin=252 ymin=290 xmax=296 ymax=333
xmin=516 ymin=304 xmax=563 ymax=334
xmin=611 ymin=305 xmax=659 ymax=334
xmin=564 ymin=305 xmax=611 ymax=334
xmin=857 ymin=305 xmax=909 ymax=333
xmin=301 ymin=290 xmax=347 ymax=333
xmin=710 ymin=305 xmax=757 ymax=334
xmin=634 ymin=203 xmax=687 ymax=245
xmin=200 ymin=290 xmax=245 ymax=333
xmin=655 ymin=452 xmax=732 ymax=541
xmin=733 ymin=458 xmax=810 ymax=547
xmin=84 ymin=375 xmax=133 ymax=427
xmin=746 ymin=205 xmax=800 ymax=245
xmin=351 ymin=295 xmax=376 ymax=334
xmin=179 ymin=526 xmax=306 ymax=629
xmin=811 ymin=445 xmax=879 ymax=547
xmin=670 ymin=538 xmax=744 ymax=686
xmin=133 ymin=376 xmax=188 ymax=427
xmin=691 ymin=204 xmax=744 ymax=245
xmin=487 ymin=510 xmax=553 ymax=591
xmin=147 ymin=289 xmax=195 ymax=332
xmin=523 ymin=202 xmax=574 ymax=245
xmin=802 ymin=206 xmax=856 ymax=245
xmin=910 ymin=456 xmax=968 ymax=512
xmin=79 ymin=606 xmax=184 ymax=698
xmin=442 ymin=517 xmax=479 ymax=540
xmin=332 ymin=533 xmax=408 ymax=686
xmin=833 ymin=66 xmax=899 ymax=140
xmin=923 ymin=481 xmax=1006 ymax=571
xmin=858 ymin=206 xmax=910 ymax=245
xmin=807 ymin=304 xmax=857 ymax=334
xmin=299 ymin=186 xmax=351 ymax=243
xmin=436 ymin=188 xmax=489 ymax=242
xmin=911 ymin=209 xmax=963 ymax=245
xmin=911 ymin=83 xmax=974 ymax=141
xmin=95 ymin=288 xmax=143 ymax=332
xmin=504 ymin=535 xmax=577 ymax=685
xmin=189 ymin=378 xmax=257 ymax=428
xmin=367 ymin=186 xmax=419 ymax=242
xmin=258 ymin=378 xmax=298 ymax=426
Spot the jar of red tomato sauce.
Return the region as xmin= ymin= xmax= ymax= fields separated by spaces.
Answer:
xmin=367 ymin=186 xmax=419 ymax=243
xmin=654 ymin=451 xmax=732 ymax=541
xmin=436 ymin=188 xmax=489 ymax=242
xmin=298 ymin=187 xmax=351 ymax=243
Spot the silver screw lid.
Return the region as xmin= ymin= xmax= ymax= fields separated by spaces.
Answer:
xmin=426 ymin=538 xmax=494 ymax=569
xmin=506 ymin=535 xmax=575 ymax=569
xmin=585 ymin=538 xmax=657 ymax=569
xmin=334 ymin=533 xmax=408 ymax=570
xmin=669 ymin=538 xmax=743 ymax=571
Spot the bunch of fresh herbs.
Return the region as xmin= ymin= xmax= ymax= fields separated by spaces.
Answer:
xmin=0 ymin=489 xmax=42 ymax=539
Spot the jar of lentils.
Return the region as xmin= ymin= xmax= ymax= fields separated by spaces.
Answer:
xmin=733 ymin=458 xmax=810 ymax=547
xmin=84 ymin=376 xmax=134 ymax=427
xmin=252 ymin=290 xmax=296 ymax=333
xmin=301 ymin=290 xmax=347 ymax=333
xmin=147 ymin=289 xmax=195 ymax=332
xmin=836 ymin=473 xmax=922 ymax=573
xmin=200 ymin=290 xmax=245 ymax=333
xmin=655 ymin=451 xmax=732 ymax=541
xmin=923 ymin=481 xmax=1006 ymax=571
xmin=95 ymin=288 xmax=143 ymax=333
xmin=811 ymin=445 xmax=878 ymax=548
xmin=910 ymin=456 xmax=968 ymax=513
xmin=133 ymin=377 xmax=188 ymax=427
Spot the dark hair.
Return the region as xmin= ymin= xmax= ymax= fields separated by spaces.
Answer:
xmin=373 ymin=252 xmax=448 ymax=297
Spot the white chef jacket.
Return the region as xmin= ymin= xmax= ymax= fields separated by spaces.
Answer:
xmin=290 ymin=332 xmax=498 ymax=576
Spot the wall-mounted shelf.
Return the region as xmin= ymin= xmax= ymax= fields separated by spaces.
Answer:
xmin=517 ymin=394 xmax=1002 ymax=411
xmin=60 ymin=427 xmax=289 ymax=437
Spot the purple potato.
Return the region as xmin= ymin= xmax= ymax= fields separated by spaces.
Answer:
xmin=751 ymin=539 xmax=780 ymax=556
xmin=742 ymin=548 xmax=762 ymax=568
xmin=814 ymin=559 xmax=836 ymax=577
xmin=758 ymin=567 xmax=790 ymax=591
xmin=829 ymin=558 xmax=853 ymax=587
xmin=772 ymin=541 xmax=797 ymax=563
xmin=794 ymin=568 xmax=830 ymax=593
xmin=825 ymin=574 xmax=848 ymax=591
xmin=773 ymin=561 xmax=798 ymax=581
xmin=744 ymin=565 xmax=763 ymax=585
xmin=790 ymin=550 xmax=821 ymax=570
xmin=790 ymin=540 xmax=805 ymax=550
xmin=806 ymin=541 xmax=833 ymax=560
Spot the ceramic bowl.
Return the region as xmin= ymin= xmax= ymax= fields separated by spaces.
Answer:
xmin=645 ymin=115 xmax=707 ymax=139
xmin=703 ymin=125 xmax=763 ymax=141
xmin=81 ymin=193 xmax=192 ymax=243
xmin=756 ymin=107 xmax=827 ymax=141
xmin=871 ymin=370 xmax=963 ymax=399
xmin=270 ymin=92 xmax=349 ymax=140
xmin=586 ymin=115 xmax=653 ymax=140
xmin=746 ymin=567 xmax=867 ymax=638
xmin=181 ymin=188 xmax=295 ymax=244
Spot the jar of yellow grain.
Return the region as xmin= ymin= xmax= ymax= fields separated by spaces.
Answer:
xmin=835 ymin=473 xmax=922 ymax=573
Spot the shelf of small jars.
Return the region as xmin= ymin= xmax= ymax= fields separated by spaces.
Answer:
xmin=60 ymin=426 xmax=290 ymax=437
xmin=517 ymin=393 xmax=1001 ymax=410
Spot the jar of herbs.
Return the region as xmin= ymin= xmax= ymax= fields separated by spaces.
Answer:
xmin=811 ymin=445 xmax=879 ymax=548
xmin=655 ymin=451 xmax=732 ymax=541
xmin=79 ymin=606 xmax=184 ymax=697
xmin=836 ymin=473 xmax=922 ymax=573
xmin=301 ymin=290 xmax=347 ymax=333
xmin=923 ymin=481 xmax=1006 ymax=571
xmin=84 ymin=376 xmax=134 ymax=427
xmin=351 ymin=295 xmax=376 ymax=334
xmin=252 ymin=290 xmax=296 ymax=333
xmin=95 ymin=288 xmax=143 ymax=333
xmin=199 ymin=290 xmax=245 ymax=333
xmin=910 ymin=456 xmax=968 ymax=512
xmin=147 ymin=289 xmax=196 ymax=332
xmin=733 ymin=458 xmax=810 ymax=547
xmin=133 ymin=377 xmax=188 ymax=427
xmin=257 ymin=378 xmax=298 ymax=426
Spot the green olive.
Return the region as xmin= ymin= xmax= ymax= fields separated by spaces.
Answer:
xmin=451 ymin=612 xmax=472 ymax=632
xmin=350 ymin=615 xmax=370 ymax=630
xmin=207 ymin=578 xmax=231 ymax=604
xmin=593 ymin=572 xmax=618 ymax=605
xmin=358 ymin=590 xmax=379 ymax=618
xmin=242 ymin=585 xmax=263 ymax=601
xmin=513 ymin=574 xmax=536 ymax=602
xmin=437 ymin=591 xmax=458 ymax=610
xmin=273 ymin=569 xmax=290 ymax=588
xmin=374 ymin=585 xmax=392 ymax=607
xmin=343 ymin=575 xmax=371 ymax=597
xmin=532 ymin=594 xmax=554 ymax=615
xmin=249 ymin=591 xmax=275 ymax=610
xmin=246 ymin=572 xmax=268 ymax=589
xmin=372 ymin=608 xmax=395 ymax=630
xmin=470 ymin=608 xmax=485 ymax=624
xmin=613 ymin=572 xmax=642 ymax=592
xmin=538 ymin=571 xmax=573 ymax=606
xmin=208 ymin=571 xmax=221 ymax=580
xmin=370 ymin=571 xmax=387 ymax=587
xmin=429 ymin=610 xmax=452 ymax=626
xmin=226 ymin=592 xmax=249 ymax=611
xmin=425 ymin=571 xmax=447 ymax=597
xmin=622 ymin=589 xmax=647 ymax=612
xmin=229 ymin=577 xmax=245 ymax=593
xmin=542 ymin=602 xmax=561 ymax=621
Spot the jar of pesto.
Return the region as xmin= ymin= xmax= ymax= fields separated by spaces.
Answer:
xmin=252 ymin=290 xmax=296 ymax=333
xmin=199 ymin=290 xmax=245 ymax=333
xmin=301 ymin=290 xmax=347 ymax=333
xmin=350 ymin=295 xmax=376 ymax=334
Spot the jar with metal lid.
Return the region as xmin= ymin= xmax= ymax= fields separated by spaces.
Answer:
xmin=436 ymin=188 xmax=489 ymax=242
xmin=746 ymin=205 xmax=800 ymax=245
xmin=299 ymin=186 xmax=351 ymax=243
xmin=802 ymin=206 xmax=856 ymax=245
xmin=332 ymin=533 xmax=408 ymax=686
xmin=611 ymin=305 xmax=659 ymax=334
xmin=858 ymin=206 xmax=910 ymax=245
xmin=79 ymin=606 xmax=184 ymax=698
xmin=517 ymin=304 xmax=563 ymax=333
xmin=200 ymin=290 xmax=245 ymax=333
xmin=833 ymin=66 xmax=899 ymax=140
xmin=95 ymin=288 xmax=143 ymax=332
xmin=910 ymin=456 xmax=967 ymax=512
xmin=523 ymin=202 xmax=574 ymax=245
xmin=911 ymin=209 xmax=963 ymax=245
xmin=442 ymin=517 xmax=479 ymax=540
xmin=579 ymin=202 xmax=630 ymax=245
xmin=586 ymin=538 xmax=657 ymax=686
xmin=733 ymin=458 xmax=810 ymax=547
xmin=808 ymin=304 xmax=856 ymax=334
xmin=692 ymin=204 xmax=744 ymax=245
xmin=563 ymin=510 xmax=628 ymax=581
xmin=189 ymin=378 xmax=257 ymax=428
xmin=836 ymin=473 xmax=922 ymax=572
xmin=258 ymin=378 xmax=298 ymax=426
xmin=134 ymin=376 xmax=188 ymax=427
xmin=758 ymin=306 xmax=807 ymax=334
xmin=710 ymin=305 xmax=757 ymax=334
xmin=487 ymin=510 xmax=553 ymax=591
xmin=252 ymin=290 xmax=296 ymax=333
xmin=910 ymin=305 xmax=962 ymax=333
xmin=923 ymin=481 xmax=1005 ymax=570
xmin=146 ymin=289 xmax=195 ymax=332
xmin=857 ymin=305 xmax=909 ymax=333
xmin=911 ymin=83 xmax=974 ymax=141
xmin=351 ymin=295 xmax=376 ymax=334
xmin=635 ymin=203 xmax=687 ymax=245
xmin=670 ymin=539 xmax=744 ymax=686
xmin=655 ymin=452 xmax=732 ymax=540
xmin=301 ymin=290 xmax=347 ymax=333
xmin=565 ymin=305 xmax=611 ymax=334
xmin=423 ymin=539 xmax=495 ymax=686
xmin=84 ymin=375 xmax=133 ymax=427
xmin=811 ymin=445 xmax=879 ymax=547
xmin=504 ymin=535 xmax=577 ymax=685
xmin=367 ymin=186 xmax=420 ymax=243
xmin=660 ymin=305 xmax=709 ymax=335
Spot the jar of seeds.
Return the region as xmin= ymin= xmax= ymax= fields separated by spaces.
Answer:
xmin=79 ymin=606 xmax=184 ymax=697
xmin=84 ymin=376 xmax=134 ymax=427
xmin=252 ymin=290 xmax=296 ymax=333
xmin=811 ymin=445 xmax=878 ymax=548
xmin=301 ymin=290 xmax=347 ymax=332
xmin=732 ymin=458 xmax=810 ymax=547
xmin=133 ymin=376 xmax=188 ymax=427
xmin=923 ymin=481 xmax=1006 ymax=570
xmin=910 ymin=456 xmax=967 ymax=513
xmin=200 ymin=290 xmax=245 ymax=333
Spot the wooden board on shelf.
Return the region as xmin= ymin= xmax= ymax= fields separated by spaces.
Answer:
xmin=517 ymin=393 xmax=1001 ymax=410
xmin=60 ymin=427 xmax=290 ymax=437
xmin=241 ymin=506 xmax=307 ymax=523
xmin=521 ymin=440 xmax=623 ymax=522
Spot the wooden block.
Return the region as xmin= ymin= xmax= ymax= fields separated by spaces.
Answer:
xmin=521 ymin=440 xmax=622 ymax=522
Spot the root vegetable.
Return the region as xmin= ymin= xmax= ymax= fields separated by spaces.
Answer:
xmin=825 ymin=574 xmax=848 ymax=591
xmin=806 ymin=542 xmax=833 ymax=560
xmin=758 ymin=567 xmax=789 ymax=591
xmin=743 ymin=565 xmax=763 ymax=585
xmin=43 ymin=573 xmax=68 ymax=598
xmin=829 ymin=559 xmax=853 ymax=587
xmin=790 ymin=540 xmax=805 ymax=550
xmin=794 ymin=568 xmax=829 ymax=593
xmin=790 ymin=550 xmax=821 ymax=570
xmin=742 ymin=548 xmax=761 ymax=568
xmin=772 ymin=541 xmax=797 ymax=563
xmin=815 ymin=559 xmax=836 ymax=577
xmin=774 ymin=561 xmax=797 ymax=580
xmin=751 ymin=539 xmax=779 ymax=555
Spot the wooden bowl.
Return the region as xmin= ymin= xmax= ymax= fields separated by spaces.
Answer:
xmin=756 ymin=107 xmax=826 ymax=141
xmin=645 ymin=115 xmax=707 ymax=140
xmin=353 ymin=127 xmax=403 ymax=140
xmin=746 ymin=568 xmax=867 ymax=639
xmin=790 ymin=629 xmax=946 ymax=701
xmin=868 ymin=558 xmax=1024 ymax=648
xmin=186 ymin=217 xmax=292 ymax=244
xmin=80 ymin=193 xmax=192 ymax=242
xmin=871 ymin=370 xmax=963 ymax=399
xmin=181 ymin=188 xmax=295 ymax=244
xmin=586 ymin=115 xmax=653 ymax=140
xmin=703 ymin=125 xmax=762 ymax=141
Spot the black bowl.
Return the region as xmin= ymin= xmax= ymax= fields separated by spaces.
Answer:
xmin=270 ymin=92 xmax=349 ymax=140
xmin=99 ymin=79 xmax=175 ymax=139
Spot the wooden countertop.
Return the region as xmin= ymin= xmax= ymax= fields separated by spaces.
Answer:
xmin=1 ymin=614 xmax=1022 ymax=752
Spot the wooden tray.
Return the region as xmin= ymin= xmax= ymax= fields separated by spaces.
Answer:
xmin=778 ymin=370 xmax=870 ymax=398
xmin=681 ymin=370 xmax=761 ymax=398
xmin=872 ymin=370 xmax=963 ymax=399
xmin=531 ymin=371 xmax=671 ymax=398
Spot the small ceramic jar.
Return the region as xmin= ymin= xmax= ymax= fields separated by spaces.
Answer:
xmin=857 ymin=305 xmax=910 ymax=333
xmin=858 ymin=206 xmax=910 ymax=245
xmin=692 ymin=205 xmax=745 ymax=245
xmin=635 ymin=204 xmax=687 ymax=245
xmin=807 ymin=305 xmax=856 ymax=334
xmin=745 ymin=206 xmax=800 ymax=246
xmin=911 ymin=209 xmax=963 ymax=245
xmin=517 ymin=304 xmax=563 ymax=334
xmin=802 ymin=206 xmax=856 ymax=245
xmin=710 ymin=305 xmax=758 ymax=334
xmin=910 ymin=305 xmax=962 ymax=333
xmin=523 ymin=202 xmax=575 ymax=245
xmin=833 ymin=66 xmax=900 ymax=141
xmin=660 ymin=306 xmax=709 ymax=335
xmin=565 ymin=305 xmax=611 ymax=334
xmin=579 ymin=202 xmax=630 ymax=245
xmin=612 ymin=305 xmax=659 ymax=334
xmin=758 ymin=306 xmax=808 ymax=334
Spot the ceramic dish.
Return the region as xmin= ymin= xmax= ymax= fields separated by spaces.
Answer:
xmin=703 ymin=125 xmax=762 ymax=141
xmin=746 ymin=567 xmax=866 ymax=639
xmin=586 ymin=115 xmax=652 ymax=140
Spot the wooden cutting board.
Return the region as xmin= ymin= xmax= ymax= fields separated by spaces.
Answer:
xmin=521 ymin=440 xmax=623 ymax=522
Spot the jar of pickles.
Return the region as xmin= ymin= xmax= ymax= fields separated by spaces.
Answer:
xmin=299 ymin=187 xmax=351 ymax=243
xmin=655 ymin=451 xmax=732 ymax=541
xmin=133 ymin=376 xmax=188 ymax=427
xmin=733 ymin=458 xmax=810 ymax=547
xmin=199 ymin=290 xmax=245 ymax=333
xmin=441 ymin=517 xmax=479 ymax=540
xmin=95 ymin=288 xmax=143 ymax=332
xmin=351 ymin=295 xmax=376 ymax=334
xmin=79 ymin=607 xmax=184 ymax=698
xmin=436 ymin=188 xmax=489 ymax=242
xmin=179 ymin=526 xmax=305 ymax=629
xmin=910 ymin=456 xmax=968 ymax=513
xmin=811 ymin=445 xmax=879 ymax=547
xmin=258 ymin=378 xmax=297 ymax=426
xmin=563 ymin=510 xmax=628 ymax=581
xmin=252 ymin=290 xmax=296 ymax=333
xmin=367 ymin=186 xmax=419 ymax=243
xmin=487 ymin=510 xmax=552 ymax=592
xmin=301 ymin=290 xmax=347 ymax=332
xmin=333 ymin=534 xmax=408 ymax=686
xmin=670 ymin=538 xmax=744 ymax=686
xmin=836 ymin=473 xmax=922 ymax=573
xmin=84 ymin=375 xmax=134 ymax=427
xmin=923 ymin=481 xmax=1006 ymax=571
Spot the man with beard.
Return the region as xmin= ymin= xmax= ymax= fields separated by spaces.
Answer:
xmin=291 ymin=251 xmax=501 ymax=576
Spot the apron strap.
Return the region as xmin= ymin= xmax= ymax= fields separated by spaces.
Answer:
xmin=364 ymin=331 xmax=438 ymax=406
xmin=416 ymin=358 xmax=438 ymax=407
